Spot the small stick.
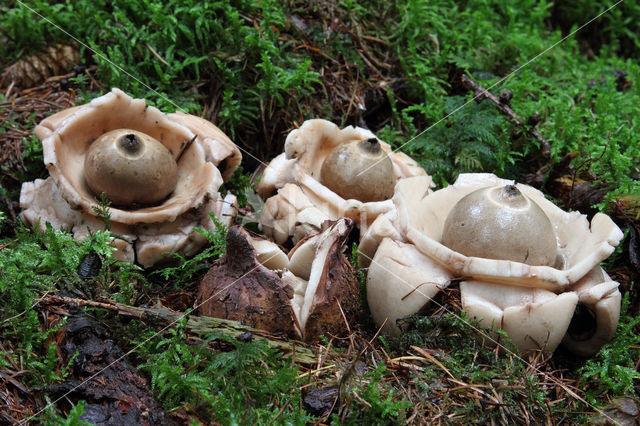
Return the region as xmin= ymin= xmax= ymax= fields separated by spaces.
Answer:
xmin=460 ymin=73 xmax=551 ymax=158
xmin=176 ymin=134 xmax=197 ymax=162
xmin=37 ymin=294 xmax=319 ymax=364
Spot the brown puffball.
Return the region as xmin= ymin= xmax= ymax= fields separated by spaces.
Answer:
xmin=441 ymin=184 xmax=557 ymax=266
xmin=84 ymin=129 xmax=178 ymax=205
xmin=320 ymin=138 xmax=395 ymax=202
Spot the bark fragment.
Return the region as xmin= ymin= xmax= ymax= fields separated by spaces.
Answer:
xmin=37 ymin=310 xmax=167 ymax=425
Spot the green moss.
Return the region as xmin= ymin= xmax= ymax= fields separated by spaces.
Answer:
xmin=0 ymin=224 xmax=114 ymax=386
xmin=579 ymin=294 xmax=640 ymax=401
xmin=136 ymin=317 xmax=313 ymax=424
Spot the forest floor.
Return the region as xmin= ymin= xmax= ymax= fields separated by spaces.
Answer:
xmin=1 ymin=1 xmax=639 ymax=424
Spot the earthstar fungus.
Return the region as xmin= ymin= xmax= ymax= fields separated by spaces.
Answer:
xmin=363 ymin=173 xmax=623 ymax=355
xmin=320 ymin=137 xmax=395 ymax=203
xmin=441 ymin=184 xmax=558 ymax=266
xmin=256 ymin=119 xmax=429 ymax=245
xmin=20 ymin=88 xmax=242 ymax=267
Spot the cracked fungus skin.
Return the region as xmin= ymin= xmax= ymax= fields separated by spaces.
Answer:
xmin=302 ymin=235 xmax=359 ymax=340
xmin=19 ymin=88 xmax=242 ymax=267
xmin=363 ymin=173 xmax=624 ymax=355
xmin=196 ymin=219 xmax=359 ymax=342
xmin=196 ymin=227 xmax=299 ymax=338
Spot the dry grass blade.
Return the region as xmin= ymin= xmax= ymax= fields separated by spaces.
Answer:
xmin=410 ymin=345 xmax=456 ymax=380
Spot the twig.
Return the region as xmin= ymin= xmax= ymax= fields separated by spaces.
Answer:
xmin=176 ymin=134 xmax=197 ymax=162
xmin=4 ymin=81 xmax=15 ymax=99
xmin=37 ymin=294 xmax=318 ymax=364
xmin=460 ymin=73 xmax=551 ymax=158
xmin=30 ymin=98 xmax=65 ymax=108
xmin=411 ymin=345 xmax=456 ymax=380
xmin=0 ymin=240 xmax=16 ymax=251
